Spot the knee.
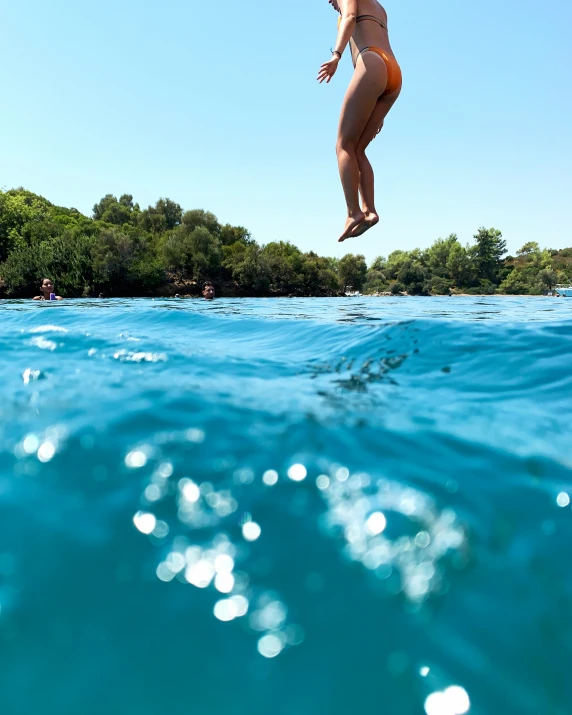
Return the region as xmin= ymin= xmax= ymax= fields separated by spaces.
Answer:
xmin=336 ymin=136 xmax=356 ymax=156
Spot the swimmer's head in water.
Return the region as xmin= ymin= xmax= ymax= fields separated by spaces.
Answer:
xmin=41 ymin=278 xmax=55 ymax=294
xmin=203 ymin=282 xmax=215 ymax=301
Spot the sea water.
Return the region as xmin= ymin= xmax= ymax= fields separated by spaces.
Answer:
xmin=0 ymin=297 xmax=571 ymax=715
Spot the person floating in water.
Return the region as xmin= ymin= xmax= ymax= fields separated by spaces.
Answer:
xmin=33 ymin=278 xmax=63 ymax=301
xmin=318 ymin=0 xmax=402 ymax=242
xmin=203 ymin=282 xmax=215 ymax=300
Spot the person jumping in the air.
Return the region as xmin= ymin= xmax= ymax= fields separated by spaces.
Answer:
xmin=318 ymin=0 xmax=402 ymax=242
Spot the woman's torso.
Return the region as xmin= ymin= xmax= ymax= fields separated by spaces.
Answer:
xmin=348 ymin=0 xmax=396 ymax=67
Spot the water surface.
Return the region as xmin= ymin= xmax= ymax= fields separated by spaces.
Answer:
xmin=1 ymin=297 xmax=571 ymax=715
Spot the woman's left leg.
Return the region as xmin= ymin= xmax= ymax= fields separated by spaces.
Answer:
xmin=351 ymin=87 xmax=401 ymax=238
xmin=337 ymin=54 xmax=387 ymax=242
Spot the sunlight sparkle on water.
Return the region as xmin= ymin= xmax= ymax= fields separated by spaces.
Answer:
xmin=22 ymin=368 xmax=41 ymax=384
xmin=215 ymin=572 xmax=235 ymax=593
xmin=125 ymin=450 xmax=147 ymax=468
xmin=424 ymin=686 xmax=470 ymax=715
xmin=242 ymin=521 xmax=262 ymax=541
xmin=365 ymin=511 xmax=387 ymax=535
xmin=186 ymin=428 xmax=205 ymax=443
xmin=133 ymin=511 xmax=156 ymax=535
xmin=185 ymin=559 xmax=215 ymax=588
xmin=145 ymin=484 xmax=162 ymax=502
xmin=288 ymin=464 xmax=307 ymax=482
xmin=214 ymin=554 xmax=234 ymax=573
xmin=257 ymin=634 xmax=284 ymax=659
xmin=556 ymin=492 xmax=570 ymax=508
xmin=22 ymin=434 xmax=40 ymax=455
xmin=37 ymin=441 xmax=56 ymax=463
xmin=263 ymin=470 xmax=279 ymax=486
xmin=183 ymin=481 xmax=201 ymax=502
xmin=214 ymin=598 xmax=238 ymax=622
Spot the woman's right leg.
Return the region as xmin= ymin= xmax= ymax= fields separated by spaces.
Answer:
xmin=352 ymin=88 xmax=401 ymax=237
xmin=336 ymin=54 xmax=387 ymax=242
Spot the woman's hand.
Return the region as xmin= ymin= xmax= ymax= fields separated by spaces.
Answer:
xmin=317 ymin=55 xmax=340 ymax=83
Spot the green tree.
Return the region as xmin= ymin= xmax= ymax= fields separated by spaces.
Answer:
xmin=223 ymin=242 xmax=271 ymax=293
xmin=161 ymin=230 xmax=194 ymax=273
xmin=447 ymin=242 xmax=471 ymax=287
xmin=38 ymin=231 xmax=95 ymax=296
xmin=186 ymin=226 xmax=221 ymax=280
xmin=302 ymin=252 xmax=339 ymax=295
xmin=425 ymin=234 xmax=458 ymax=277
xmin=262 ymin=242 xmax=306 ymax=294
xmin=0 ymin=189 xmax=53 ymax=262
xmin=0 ymin=237 xmax=41 ymax=295
xmin=516 ymin=242 xmax=540 ymax=258
xmin=385 ymin=250 xmax=411 ymax=280
xmin=92 ymin=228 xmax=135 ymax=285
xmin=473 ymin=227 xmax=506 ymax=283
xmin=220 ymin=224 xmax=252 ymax=247
xmin=92 ymin=194 xmax=138 ymax=226
xmin=182 ymin=209 xmax=220 ymax=236
xmin=139 ymin=198 xmax=182 ymax=234
xmin=397 ymin=259 xmax=427 ymax=295
xmin=338 ymin=253 xmax=367 ymax=292
xmin=538 ymin=268 xmax=558 ymax=291
xmin=425 ymin=276 xmax=452 ymax=295
xmin=498 ymin=268 xmax=532 ymax=295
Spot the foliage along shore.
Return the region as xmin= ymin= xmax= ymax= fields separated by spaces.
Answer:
xmin=0 ymin=188 xmax=571 ymax=299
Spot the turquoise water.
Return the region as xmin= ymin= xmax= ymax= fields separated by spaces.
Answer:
xmin=1 ymin=297 xmax=571 ymax=715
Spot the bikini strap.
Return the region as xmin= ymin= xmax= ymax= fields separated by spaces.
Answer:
xmin=356 ymin=14 xmax=387 ymax=30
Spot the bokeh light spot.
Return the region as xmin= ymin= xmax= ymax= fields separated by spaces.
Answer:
xmin=37 ymin=441 xmax=56 ymax=463
xmin=242 ymin=521 xmax=262 ymax=542
xmin=125 ymin=450 xmax=147 ymax=468
xmin=22 ymin=434 xmax=40 ymax=455
xmin=556 ymin=492 xmax=570 ymax=508
xmin=214 ymin=598 xmax=238 ymax=622
xmin=288 ymin=464 xmax=307 ymax=482
xmin=133 ymin=511 xmax=156 ymax=535
xmin=257 ymin=634 xmax=284 ymax=659
xmin=263 ymin=470 xmax=279 ymax=486
xmin=365 ymin=511 xmax=387 ymax=536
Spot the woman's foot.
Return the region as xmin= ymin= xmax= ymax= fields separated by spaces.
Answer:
xmin=338 ymin=211 xmax=365 ymax=242
xmin=350 ymin=212 xmax=379 ymax=238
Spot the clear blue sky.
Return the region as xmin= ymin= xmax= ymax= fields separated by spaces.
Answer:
xmin=1 ymin=0 xmax=570 ymax=262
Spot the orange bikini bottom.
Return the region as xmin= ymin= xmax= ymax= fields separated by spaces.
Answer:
xmin=358 ymin=47 xmax=402 ymax=96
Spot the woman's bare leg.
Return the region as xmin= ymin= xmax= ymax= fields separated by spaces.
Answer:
xmin=351 ymin=89 xmax=401 ymax=238
xmin=337 ymin=54 xmax=387 ymax=242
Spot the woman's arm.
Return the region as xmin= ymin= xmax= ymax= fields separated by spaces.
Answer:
xmin=317 ymin=0 xmax=358 ymax=83
xmin=333 ymin=0 xmax=358 ymax=58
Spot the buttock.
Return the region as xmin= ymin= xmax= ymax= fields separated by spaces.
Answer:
xmin=359 ymin=47 xmax=402 ymax=97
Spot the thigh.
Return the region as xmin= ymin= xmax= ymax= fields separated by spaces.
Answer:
xmin=356 ymin=87 xmax=401 ymax=152
xmin=338 ymin=55 xmax=388 ymax=147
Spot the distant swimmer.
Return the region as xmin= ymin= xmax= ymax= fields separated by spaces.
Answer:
xmin=318 ymin=0 xmax=402 ymax=242
xmin=33 ymin=278 xmax=63 ymax=301
xmin=203 ymin=282 xmax=215 ymax=301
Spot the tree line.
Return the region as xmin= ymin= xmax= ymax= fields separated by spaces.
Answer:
xmin=0 ymin=188 xmax=570 ymax=298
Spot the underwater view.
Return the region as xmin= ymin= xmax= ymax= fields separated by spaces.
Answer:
xmin=1 ymin=296 xmax=571 ymax=715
